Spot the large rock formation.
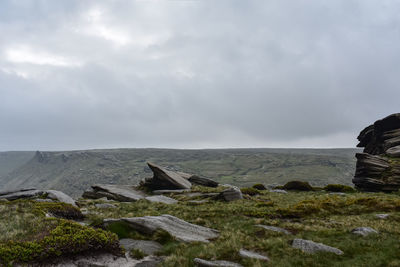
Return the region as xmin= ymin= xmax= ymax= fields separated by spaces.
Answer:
xmin=353 ymin=113 xmax=400 ymax=191
xmin=141 ymin=162 xmax=192 ymax=190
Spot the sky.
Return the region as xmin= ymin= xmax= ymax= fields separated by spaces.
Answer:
xmin=1 ymin=0 xmax=400 ymax=151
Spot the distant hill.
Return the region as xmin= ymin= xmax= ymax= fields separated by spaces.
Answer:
xmin=0 ymin=148 xmax=360 ymax=197
xmin=0 ymin=151 xmax=35 ymax=177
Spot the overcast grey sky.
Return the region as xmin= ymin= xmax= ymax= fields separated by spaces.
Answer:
xmin=0 ymin=0 xmax=399 ymax=151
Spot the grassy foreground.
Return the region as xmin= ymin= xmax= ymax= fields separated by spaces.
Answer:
xmin=1 ymin=185 xmax=400 ymax=266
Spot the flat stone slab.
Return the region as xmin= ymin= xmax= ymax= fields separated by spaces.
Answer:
xmin=117 ymin=214 xmax=219 ymax=243
xmin=239 ymin=249 xmax=269 ymax=261
xmin=119 ymin=239 xmax=163 ymax=255
xmin=256 ymin=225 xmax=291 ymax=235
xmin=152 ymin=189 xmax=190 ymax=195
xmin=91 ymin=184 xmax=146 ymax=201
xmin=351 ymin=227 xmax=378 ymax=236
xmin=143 ymin=162 xmax=192 ymax=190
xmin=376 ymin=214 xmax=389 ymax=219
xmin=46 ymin=190 xmax=77 ymax=207
xmin=194 ymin=258 xmax=243 ymax=267
xmin=292 ymin=239 xmax=343 ymax=255
xmin=188 ymin=176 xmax=219 ymax=188
xmin=0 ymin=189 xmax=45 ymax=201
xmin=145 ymin=195 xmax=178 ymax=204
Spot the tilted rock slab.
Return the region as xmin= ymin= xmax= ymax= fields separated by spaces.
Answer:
xmin=83 ymin=184 xmax=146 ymax=202
xmin=194 ymin=258 xmax=243 ymax=267
xmin=142 ymin=162 xmax=192 ymax=190
xmin=46 ymin=190 xmax=77 ymax=207
xmin=354 ymin=113 xmax=400 ymax=191
xmin=239 ymin=249 xmax=269 ymax=261
xmin=145 ymin=195 xmax=178 ymax=204
xmin=292 ymin=239 xmax=343 ymax=255
xmin=188 ymin=175 xmax=219 ymax=188
xmin=105 ymin=214 xmax=219 ymax=243
xmin=0 ymin=189 xmax=76 ymax=207
xmin=351 ymin=227 xmax=378 ymax=236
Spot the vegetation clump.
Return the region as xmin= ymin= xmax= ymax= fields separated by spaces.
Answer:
xmin=281 ymin=180 xmax=314 ymax=191
xmin=37 ymin=202 xmax=84 ymax=220
xmin=252 ymin=183 xmax=267 ymax=190
xmin=324 ymin=184 xmax=356 ymax=193
xmin=129 ymin=248 xmax=146 ymax=259
xmin=240 ymin=187 xmax=259 ymax=196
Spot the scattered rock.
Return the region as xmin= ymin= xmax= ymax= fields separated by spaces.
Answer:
xmin=104 ymin=214 xmax=219 ymax=243
xmin=255 ymin=225 xmax=291 ymax=235
xmin=194 ymin=258 xmax=243 ymax=267
xmin=152 ymin=189 xmax=190 ymax=195
xmin=214 ymin=186 xmax=243 ymax=202
xmin=95 ymin=203 xmax=117 ymax=209
xmin=119 ymin=239 xmax=162 ymax=255
xmin=46 ymin=190 xmax=77 ymax=207
xmin=145 ymin=195 xmax=178 ymax=204
xmin=353 ymin=113 xmax=400 ymax=191
xmin=141 ymin=162 xmax=192 ymax=190
xmin=351 ymin=227 xmax=378 ymax=236
xmin=269 ymin=189 xmax=287 ymax=194
xmin=188 ymin=176 xmax=219 ymax=188
xmin=376 ymin=214 xmax=389 ymax=219
xmin=292 ymin=239 xmax=343 ymax=255
xmin=239 ymin=249 xmax=269 ymax=261
xmin=83 ymin=184 xmax=146 ymax=202
xmin=0 ymin=189 xmax=44 ymax=201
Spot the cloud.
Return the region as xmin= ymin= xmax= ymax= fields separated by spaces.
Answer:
xmin=0 ymin=0 xmax=400 ymax=150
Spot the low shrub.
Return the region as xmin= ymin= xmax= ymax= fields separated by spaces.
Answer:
xmin=240 ymin=187 xmax=259 ymax=196
xmin=282 ymin=181 xmax=314 ymax=191
xmin=324 ymin=184 xmax=356 ymax=193
xmin=252 ymin=184 xmax=267 ymax=190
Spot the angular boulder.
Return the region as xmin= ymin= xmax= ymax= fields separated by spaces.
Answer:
xmin=214 ymin=186 xmax=243 ymax=202
xmin=104 ymin=214 xmax=219 ymax=243
xmin=0 ymin=189 xmax=44 ymax=201
xmin=188 ymin=176 xmax=219 ymax=188
xmin=142 ymin=162 xmax=192 ymax=190
xmin=145 ymin=195 xmax=178 ymax=204
xmin=83 ymin=184 xmax=146 ymax=202
xmin=292 ymin=239 xmax=343 ymax=255
xmin=46 ymin=190 xmax=77 ymax=207
xmin=353 ymin=113 xmax=400 ymax=191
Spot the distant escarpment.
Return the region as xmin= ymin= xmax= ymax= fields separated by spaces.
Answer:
xmin=353 ymin=113 xmax=400 ymax=191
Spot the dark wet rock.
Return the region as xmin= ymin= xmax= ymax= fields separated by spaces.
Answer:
xmin=351 ymin=227 xmax=378 ymax=236
xmin=46 ymin=190 xmax=77 ymax=207
xmin=152 ymin=189 xmax=190 ymax=195
xmin=194 ymin=258 xmax=243 ymax=267
xmin=119 ymin=239 xmax=162 ymax=255
xmin=239 ymin=249 xmax=269 ymax=261
xmin=256 ymin=225 xmax=291 ymax=235
xmin=95 ymin=203 xmax=117 ymax=209
xmin=141 ymin=162 xmax=192 ymax=190
xmin=145 ymin=195 xmax=178 ymax=204
xmin=104 ymin=214 xmax=219 ymax=243
xmin=83 ymin=184 xmax=146 ymax=202
xmin=214 ymin=186 xmax=243 ymax=202
xmin=188 ymin=176 xmax=219 ymax=187
xmin=0 ymin=189 xmax=45 ymax=201
xmin=292 ymin=239 xmax=343 ymax=255
xmin=354 ymin=114 xmax=400 ymax=191
xmin=376 ymin=213 xmax=389 ymax=219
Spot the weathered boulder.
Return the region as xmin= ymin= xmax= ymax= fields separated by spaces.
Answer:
xmin=0 ymin=189 xmax=44 ymax=201
xmin=351 ymin=227 xmax=378 ymax=236
xmin=239 ymin=249 xmax=269 ymax=261
xmin=188 ymin=176 xmax=219 ymax=188
xmin=46 ymin=190 xmax=77 ymax=207
xmin=255 ymin=225 xmax=291 ymax=235
xmin=145 ymin=195 xmax=178 ymax=204
xmin=214 ymin=186 xmax=243 ymax=202
xmin=292 ymin=239 xmax=343 ymax=255
xmin=104 ymin=214 xmax=219 ymax=243
xmin=194 ymin=258 xmax=243 ymax=267
xmin=141 ymin=162 xmax=192 ymax=190
xmin=354 ymin=114 xmax=400 ymax=191
xmin=83 ymin=184 xmax=146 ymax=202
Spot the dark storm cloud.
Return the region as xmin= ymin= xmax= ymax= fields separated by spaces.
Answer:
xmin=1 ymin=0 xmax=400 ymax=150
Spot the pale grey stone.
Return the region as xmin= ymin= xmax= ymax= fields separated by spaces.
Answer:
xmin=255 ymin=225 xmax=291 ymax=235
xmin=376 ymin=214 xmax=389 ymax=219
xmin=152 ymin=189 xmax=190 ymax=195
xmin=119 ymin=239 xmax=162 ymax=255
xmin=194 ymin=258 xmax=243 ymax=267
xmin=46 ymin=190 xmax=77 ymax=207
xmin=95 ymin=203 xmax=117 ymax=209
xmin=0 ymin=189 xmax=44 ymax=201
xmin=91 ymin=184 xmax=146 ymax=201
xmin=269 ymin=189 xmax=287 ymax=194
xmin=145 ymin=195 xmax=178 ymax=204
xmin=239 ymin=249 xmax=269 ymax=261
xmin=292 ymin=239 xmax=343 ymax=255
xmin=215 ymin=186 xmax=243 ymax=202
xmin=351 ymin=227 xmax=378 ymax=236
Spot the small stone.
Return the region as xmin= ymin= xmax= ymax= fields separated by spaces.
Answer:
xmin=145 ymin=195 xmax=178 ymax=204
xmin=292 ymin=239 xmax=343 ymax=255
xmin=239 ymin=249 xmax=269 ymax=261
xmin=255 ymin=225 xmax=291 ymax=235
xmin=376 ymin=214 xmax=389 ymax=219
xmin=194 ymin=258 xmax=243 ymax=267
xmin=351 ymin=227 xmax=378 ymax=236
xmin=269 ymin=189 xmax=287 ymax=194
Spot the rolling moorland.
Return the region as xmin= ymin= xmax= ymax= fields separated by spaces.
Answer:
xmin=0 ymin=148 xmax=359 ymax=197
